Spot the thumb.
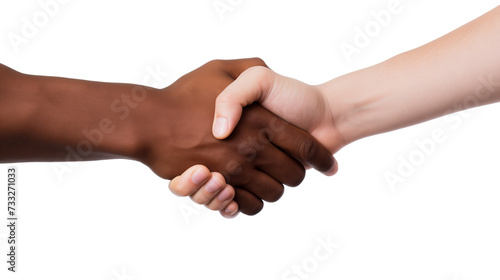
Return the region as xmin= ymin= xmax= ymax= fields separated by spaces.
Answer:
xmin=212 ymin=66 xmax=275 ymax=139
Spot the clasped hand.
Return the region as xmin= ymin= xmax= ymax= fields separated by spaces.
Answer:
xmin=139 ymin=58 xmax=335 ymax=215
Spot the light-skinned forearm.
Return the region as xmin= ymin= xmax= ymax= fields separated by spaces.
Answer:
xmin=321 ymin=6 xmax=500 ymax=146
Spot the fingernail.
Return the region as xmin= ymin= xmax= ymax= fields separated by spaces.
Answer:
xmin=225 ymin=205 xmax=238 ymax=215
xmin=191 ymin=168 xmax=209 ymax=185
xmin=213 ymin=117 xmax=228 ymax=138
xmin=223 ymin=209 xmax=239 ymax=219
xmin=204 ymin=178 xmax=222 ymax=193
xmin=217 ymin=188 xmax=233 ymax=201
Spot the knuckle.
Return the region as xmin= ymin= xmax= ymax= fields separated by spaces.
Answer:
xmin=225 ymin=159 xmax=245 ymax=178
xmin=205 ymin=203 xmax=220 ymax=211
xmin=176 ymin=189 xmax=191 ymax=197
xmin=207 ymin=59 xmax=222 ymax=66
xmin=298 ymin=138 xmax=318 ymax=162
xmin=215 ymin=92 xmax=233 ymax=105
xmin=238 ymin=141 xmax=257 ymax=157
xmin=211 ymin=172 xmax=227 ymax=186
xmin=246 ymin=65 xmax=270 ymax=80
xmin=177 ymin=184 xmax=197 ymax=196
xmin=232 ymin=173 xmax=252 ymax=187
xmin=248 ymin=57 xmax=266 ymax=67
xmin=168 ymin=178 xmax=188 ymax=197
xmin=190 ymin=195 xmax=207 ymax=205
xmin=224 ymin=186 xmax=236 ymax=198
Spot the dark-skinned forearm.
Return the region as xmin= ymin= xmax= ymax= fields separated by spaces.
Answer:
xmin=0 ymin=64 xmax=155 ymax=163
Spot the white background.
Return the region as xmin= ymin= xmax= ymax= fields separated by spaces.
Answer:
xmin=1 ymin=0 xmax=499 ymax=279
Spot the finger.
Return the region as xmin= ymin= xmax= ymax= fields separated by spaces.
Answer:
xmin=233 ymin=171 xmax=285 ymax=203
xmin=220 ymin=201 xmax=239 ymax=219
xmin=205 ymin=184 xmax=236 ymax=210
xmin=255 ymin=143 xmax=305 ymax=187
xmin=301 ymin=159 xmax=339 ymax=176
xmin=269 ymin=117 xmax=336 ymax=174
xmin=168 ymin=165 xmax=211 ymax=197
xmin=233 ymin=188 xmax=263 ymax=216
xmin=213 ymin=66 xmax=276 ymax=139
xmin=190 ymin=172 xmax=226 ymax=205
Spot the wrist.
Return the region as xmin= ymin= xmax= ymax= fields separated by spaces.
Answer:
xmin=128 ymin=86 xmax=175 ymax=166
xmin=317 ymin=65 xmax=392 ymax=148
xmin=91 ymin=83 xmax=164 ymax=162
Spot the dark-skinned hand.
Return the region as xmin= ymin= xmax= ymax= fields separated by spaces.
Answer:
xmin=136 ymin=58 xmax=335 ymax=215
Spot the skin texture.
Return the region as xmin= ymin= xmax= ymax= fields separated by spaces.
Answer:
xmin=0 ymin=58 xmax=335 ymax=216
xmin=171 ymin=6 xmax=500 ymax=218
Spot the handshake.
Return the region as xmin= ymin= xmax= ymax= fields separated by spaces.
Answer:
xmin=0 ymin=58 xmax=339 ymax=218
xmin=2 ymin=7 xmax=499 ymax=218
xmin=157 ymin=58 xmax=339 ymax=217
